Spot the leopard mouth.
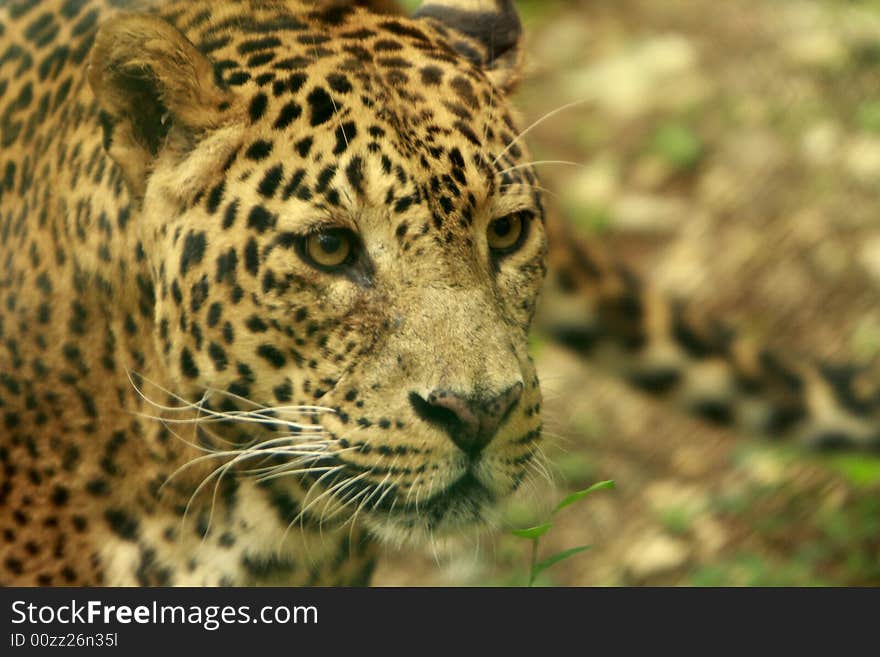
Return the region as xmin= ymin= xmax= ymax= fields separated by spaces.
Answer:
xmin=360 ymin=470 xmax=501 ymax=544
xmin=286 ymin=450 xmax=506 ymax=541
xmin=411 ymin=472 xmax=494 ymax=524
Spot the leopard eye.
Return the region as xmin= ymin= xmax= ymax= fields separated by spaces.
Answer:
xmin=302 ymin=228 xmax=355 ymax=270
xmin=488 ymin=211 xmax=529 ymax=254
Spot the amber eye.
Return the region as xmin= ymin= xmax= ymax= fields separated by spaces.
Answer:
xmin=487 ymin=212 xmax=527 ymax=253
xmin=302 ymin=229 xmax=355 ymax=270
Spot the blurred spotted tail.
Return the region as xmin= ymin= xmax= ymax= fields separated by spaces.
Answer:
xmin=538 ymin=216 xmax=880 ymax=451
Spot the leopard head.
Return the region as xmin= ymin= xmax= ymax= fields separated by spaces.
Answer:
xmin=88 ymin=0 xmax=546 ymax=546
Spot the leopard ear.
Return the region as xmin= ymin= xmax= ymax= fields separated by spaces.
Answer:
xmin=413 ymin=0 xmax=523 ymax=93
xmin=87 ymin=13 xmax=233 ymax=198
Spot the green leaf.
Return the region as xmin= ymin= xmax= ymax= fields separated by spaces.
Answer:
xmin=553 ymin=480 xmax=615 ymax=514
xmin=858 ymin=100 xmax=880 ymax=134
xmin=650 ymin=122 xmax=703 ymax=170
xmin=511 ymin=522 xmax=553 ymax=540
xmin=533 ymin=545 xmax=593 ymax=577
xmin=825 ymin=454 xmax=880 ymax=488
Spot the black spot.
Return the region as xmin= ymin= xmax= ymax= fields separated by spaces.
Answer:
xmin=206 ymin=181 xmax=225 ymax=214
xmin=310 ymin=4 xmax=353 ymax=26
xmin=61 ymin=0 xmax=88 ymax=19
xmin=247 ymin=205 xmax=277 ymax=234
xmin=207 ymin=302 xmax=222 ymax=327
xmin=549 ymin=325 xmax=599 ymax=355
xmin=345 ymin=156 xmax=365 ymax=193
xmin=248 ymin=52 xmax=275 ymax=67
xmin=257 ymin=344 xmax=286 ymax=368
xmin=672 ymin=314 xmax=720 ymax=359
xmin=71 ymin=7 xmax=98 ymax=37
xmin=227 ymin=70 xmax=251 ymax=86
xmin=238 ymin=36 xmax=282 ymax=54
xmin=241 ymin=553 xmax=296 ymax=579
xmin=50 ymin=485 xmax=69 ymax=506
xmin=273 ymin=56 xmax=311 ymax=70
xmin=378 ymin=56 xmax=411 ymax=69
xmin=628 ymin=369 xmax=681 ymax=394
xmin=307 ymin=87 xmax=336 ymax=126
xmin=394 ymin=195 xmax=415 ymax=214
xmin=282 ymin=169 xmax=307 ymax=199
xmin=117 ymin=205 xmax=131 ymax=231
xmin=820 ymin=363 xmax=878 ymax=416
xmin=180 ymin=231 xmax=207 ymax=276
xmin=813 ymin=432 xmax=854 ymax=452
xmin=180 ymin=347 xmax=199 ymax=379
xmin=333 ymin=121 xmax=357 ymax=155
xmin=273 ymin=379 xmax=293 ymax=402
xmin=374 ymin=39 xmax=403 ymax=52
xmin=216 ymin=247 xmax=238 ymax=283
xmin=246 ymin=316 xmax=269 ymax=333
xmin=763 ymin=404 xmax=806 ymax=435
xmin=86 ymin=478 xmax=109 ymax=496
xmin=208 ymin=342 xmax=228 ymax=371
xmin=420 ymin=65 xmax=443 ymax=85
xmin=315 ymin=165 xmax=337 ymax=193
xmin=5 ymin=556 xmax=23 ymax=575
xmin=272 ymin=72 xmax=308 ymax=95
xmin=327 ymin=73 xmax=352 ymax=93
xmin=295 ymin=137 xmax=313 ymax=158
xmin=248 ymin=92 xmax=268 ymax=122
xmin=245 ymin=140 xmax=273 ymax=160
xmin=190 ymin=276 xmax=209 ymax=313
xmin=692 ymin=400 xmax=733 ymax=425
xmin=257 ymin=165 xmax=284 ymax=198
xmin=244 ymin=238 xmax=260 ymax=275
xmin=378 ymin=20 xmax=430 ymax=43
xmin=273 ymin=101 xmax=302 ymax=129
xmin=223 ymin=322 xmax=235 ymax=344
xmin=104 ymin=509 xmax=139 ymax=540
xmin=223 ymin=200 xmax=239 ymax=230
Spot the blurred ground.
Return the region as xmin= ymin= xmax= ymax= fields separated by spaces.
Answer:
xmin=373 ymin=0 xmax=880 ymax=585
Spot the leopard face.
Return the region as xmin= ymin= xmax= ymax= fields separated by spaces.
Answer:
xmin=90 ymin=1 xmax=546 ymax=547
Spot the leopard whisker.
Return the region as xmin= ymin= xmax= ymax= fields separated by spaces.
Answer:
xmin=274 ymin=463 xmax=346 ymax=555
xmin=203 ymin=386 xmax=335 ymax=415
xmin=497 ymin=160 xmax=586 ymax=177
xmin=162 ymin=445 xmax=334 ymax=500
xmin=280 ymin=469 xmax=370 ymax=548
xmin=285 ymin=464 xmax=354 ymax=541
xmin=316 ymin=470 xmax=373 ymax=531
xmin=324 ymin=484 xmax=372 ymax=530
xmin=365 ymin=454 xmax=399 ymax=514
xmin=493 ymin=97 xmax=593 ymax=165
xmin=499 ymin=183 xmax=562 ymax=202
xmin=129 ymin=409 xmax=325 ymax=434
xmin=126 ymin=369 xmax=210 ymax=413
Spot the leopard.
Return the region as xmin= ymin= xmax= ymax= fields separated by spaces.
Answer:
xmin=1 ymin=0 xmax=878 ymax=587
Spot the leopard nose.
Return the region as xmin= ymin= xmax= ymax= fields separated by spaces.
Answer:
xmin=408 ymin=382 xmax=524 ymax=457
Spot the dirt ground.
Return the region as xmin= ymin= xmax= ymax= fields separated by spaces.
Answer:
xmin=373 ymin=0 xmax=880 ymax=586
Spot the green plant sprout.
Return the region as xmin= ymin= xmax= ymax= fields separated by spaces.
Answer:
xmin=511 ymin=480 xmax=616 ymax=586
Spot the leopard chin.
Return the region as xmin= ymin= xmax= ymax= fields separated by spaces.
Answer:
xmin=359 ymin=472 xmax=506 ymax=550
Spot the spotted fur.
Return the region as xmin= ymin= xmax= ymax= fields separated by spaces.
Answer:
xmin=2 ymin=0 xmax=877 ymax=588
xmin=0 ymin=0 xmax=550 ymax=586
